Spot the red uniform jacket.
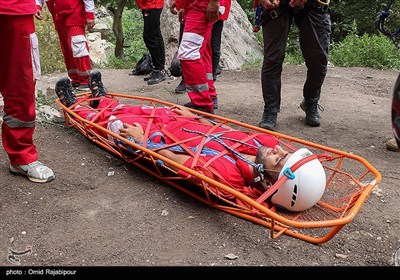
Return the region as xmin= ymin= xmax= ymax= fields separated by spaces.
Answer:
xmin=0 ymin=0 xmax=36 ymax=15
xmin=36 ymin=0 xmax=95 ymax=25
xmin=136 ymin=0 xmax=165 ymax=10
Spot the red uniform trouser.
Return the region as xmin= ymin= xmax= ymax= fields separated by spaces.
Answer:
xmin=178 ymin=6 xmax=216 ymax=112
xmin=0 ymin=14 xmax=39 ymax=165
xmin=55 ymin=25 xmax=91 ymax=85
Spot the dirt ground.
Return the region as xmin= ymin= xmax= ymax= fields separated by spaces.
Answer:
xmin=1 ymin=65 xmax=400 ymax=270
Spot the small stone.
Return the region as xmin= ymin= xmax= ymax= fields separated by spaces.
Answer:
xmin=225 ymin=253 xmax=237 ymax=260
xmin=335 ymin=253 xmax=348 ymax=259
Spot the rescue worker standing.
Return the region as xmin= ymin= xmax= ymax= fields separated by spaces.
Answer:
xmin=0 ymin=0 xmax=55 ymax=183
xmin=177 ymin=0 xmax=222 ymax=114
xmin=35 ymin=0 xmax=95 ymax=91
xmin=257 ymin=0 xmax=331 ymax=131
xmin=136 ymin=0 xmax=167 ymax=85
xmin=171 ymin=0 xmax=231 ymax=106
xmin=386 ymin=73 xmax=400 ymax=152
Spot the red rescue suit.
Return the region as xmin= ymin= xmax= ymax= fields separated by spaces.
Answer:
xmin=177 ymin=0 xmax=220 ymax=113
xmin=75 ymin=98 xmax=278 ymax=207
xmin=219 ymin=0 xmax=231 ymax=21
xmin=0 ymin=0 xmax=40 ymax=165
xmin=36 ymin=0 xmax=95 ymax=86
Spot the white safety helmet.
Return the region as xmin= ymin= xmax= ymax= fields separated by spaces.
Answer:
xmin=271 ymin=148 xmax=326 ymax=212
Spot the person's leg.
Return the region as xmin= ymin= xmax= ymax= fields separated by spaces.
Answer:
xmin=69 ymin=26 xmax=92 ymax=87
xmin=143 ymin=8 xmax=166 ymax=85
xmin=55 ymin=24 xmax=91 ymax=88
xmin=178 ymin=7 xmax=214 ymax=113
xmin=297 ymin=9 xmax=331 ymax=126
xmin=0 ymin=15 xmax=54 ymax=182
xmin=387 ymin=72 xmax=400 ymax=151
xmin=259 ymin=12 xmax=291 ymax=131
xmin=55 ymin=27 xmax=78 ymax=85
xmin=143 ymin=8 xmax=165 ymax=70
xmin=175 ymin=22 xmax=186 ymax=94
xmin=211 ymin=20 xmax=223 ymax=81
xmin=0 ymin=15 xmax=38 ymax=166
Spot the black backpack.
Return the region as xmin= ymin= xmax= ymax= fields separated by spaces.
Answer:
xmin=131 ymin=53 xmax=153 ymax=76
xmin=169 ymin=51 xmax=182 ymax=77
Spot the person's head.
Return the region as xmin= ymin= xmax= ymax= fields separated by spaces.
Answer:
xmin=255 ymin=146 xmax=326 ymax=212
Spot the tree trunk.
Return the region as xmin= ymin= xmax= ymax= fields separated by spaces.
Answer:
xmin=110 ymin=0 xmax=128 ymax=59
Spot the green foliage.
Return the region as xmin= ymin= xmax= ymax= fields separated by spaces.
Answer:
xmin=120 ymin=8 xmax=147 ymax=62
xmin=107 ymin=55 xmax=135 ymax=69
xmin=237 ymin=0 xmax=255 ymax=23
xmin=106 ymin=8 xmax=147 ymax=68
xmin=242 ymin=53 xmax=263 ymax=69
xmin=35 ymin=11 xmax=65 ymax=75
xmin=330 ymin=32 xmax=400 ymax=69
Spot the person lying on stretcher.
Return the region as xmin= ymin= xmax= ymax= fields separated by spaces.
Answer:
xmin=55 ymin=71 xmax=326 ymax=212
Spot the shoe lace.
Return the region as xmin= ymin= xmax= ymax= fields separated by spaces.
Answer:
xmin=27 ymin=161 xmax=41 ymax=168
xmin=309 ymin=103 xmax=324 ymax=114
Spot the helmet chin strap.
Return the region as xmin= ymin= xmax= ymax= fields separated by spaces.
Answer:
xmin=252 ymin=167 xmax=280 ymax=185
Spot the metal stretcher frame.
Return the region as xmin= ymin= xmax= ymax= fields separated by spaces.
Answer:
xmin=56 ymin=92 xmax=382 ymax=244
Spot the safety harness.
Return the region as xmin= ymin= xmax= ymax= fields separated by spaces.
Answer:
xmin=253 ymin=0 xmax=330 ymax=32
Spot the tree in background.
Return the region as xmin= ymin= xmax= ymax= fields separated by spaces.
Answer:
xmin=97 ymin=0 xmax=131 ymax=60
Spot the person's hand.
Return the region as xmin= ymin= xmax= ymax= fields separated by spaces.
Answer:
xmin=171 ymin=105 xmax=196 ymax=117
xmin=259 ymin=0 xmax=280 ymax=9
xmin=119 ymin=123 xmax=144 ymax=143
xmin=170 ymin=0 xmax=178 ymax=15
xmin=86 ymin=19 xmax=95 ymax=31
xmin=35 ymin=9 xmax=43 ymax=20
xmin=206 ymin=0 xmax=220 ymax=23
xmin=289 ymin=0 xmax=307 ymax=7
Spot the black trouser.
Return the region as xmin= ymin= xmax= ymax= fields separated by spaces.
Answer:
xmin=142 ymin=8 xmax=165 ymax=70
xmin=261 ymin=7 xmax=331 ymax=113
xmin=211 ymin=20 xmax=224 ymax=80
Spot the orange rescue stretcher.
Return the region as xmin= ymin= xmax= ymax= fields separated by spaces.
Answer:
xmin=56 ymin=92 xmax=382 ymax=244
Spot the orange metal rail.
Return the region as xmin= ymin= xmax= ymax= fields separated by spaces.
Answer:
xmin=55 ymin=92 xmax=382 ymax=244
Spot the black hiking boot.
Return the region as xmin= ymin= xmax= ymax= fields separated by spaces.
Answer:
xmin=89 ymin=70 xmax=107 ymax=108
xmin=147 ymin=69 xmax=167 ymax=85
xmin=259 ymin=112 xmax=277 ymax=131
xmin=175 ymin=79 xmax=186 ymax=94
xmin=300 ymin=100 xmax=323 ymax=127
xmin=55 ymin=77 xmax=77 ymax=107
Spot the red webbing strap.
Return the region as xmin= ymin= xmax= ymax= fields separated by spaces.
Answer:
xmin=159 ymin=122 xmax=233 ymax=187
xmin=255 ymin=154 xmax=318 ymax=204
xmin=141 ymin=106 xmax=158 ymax=149
xmin=87 ymin=99 xmax=119 ymax=124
